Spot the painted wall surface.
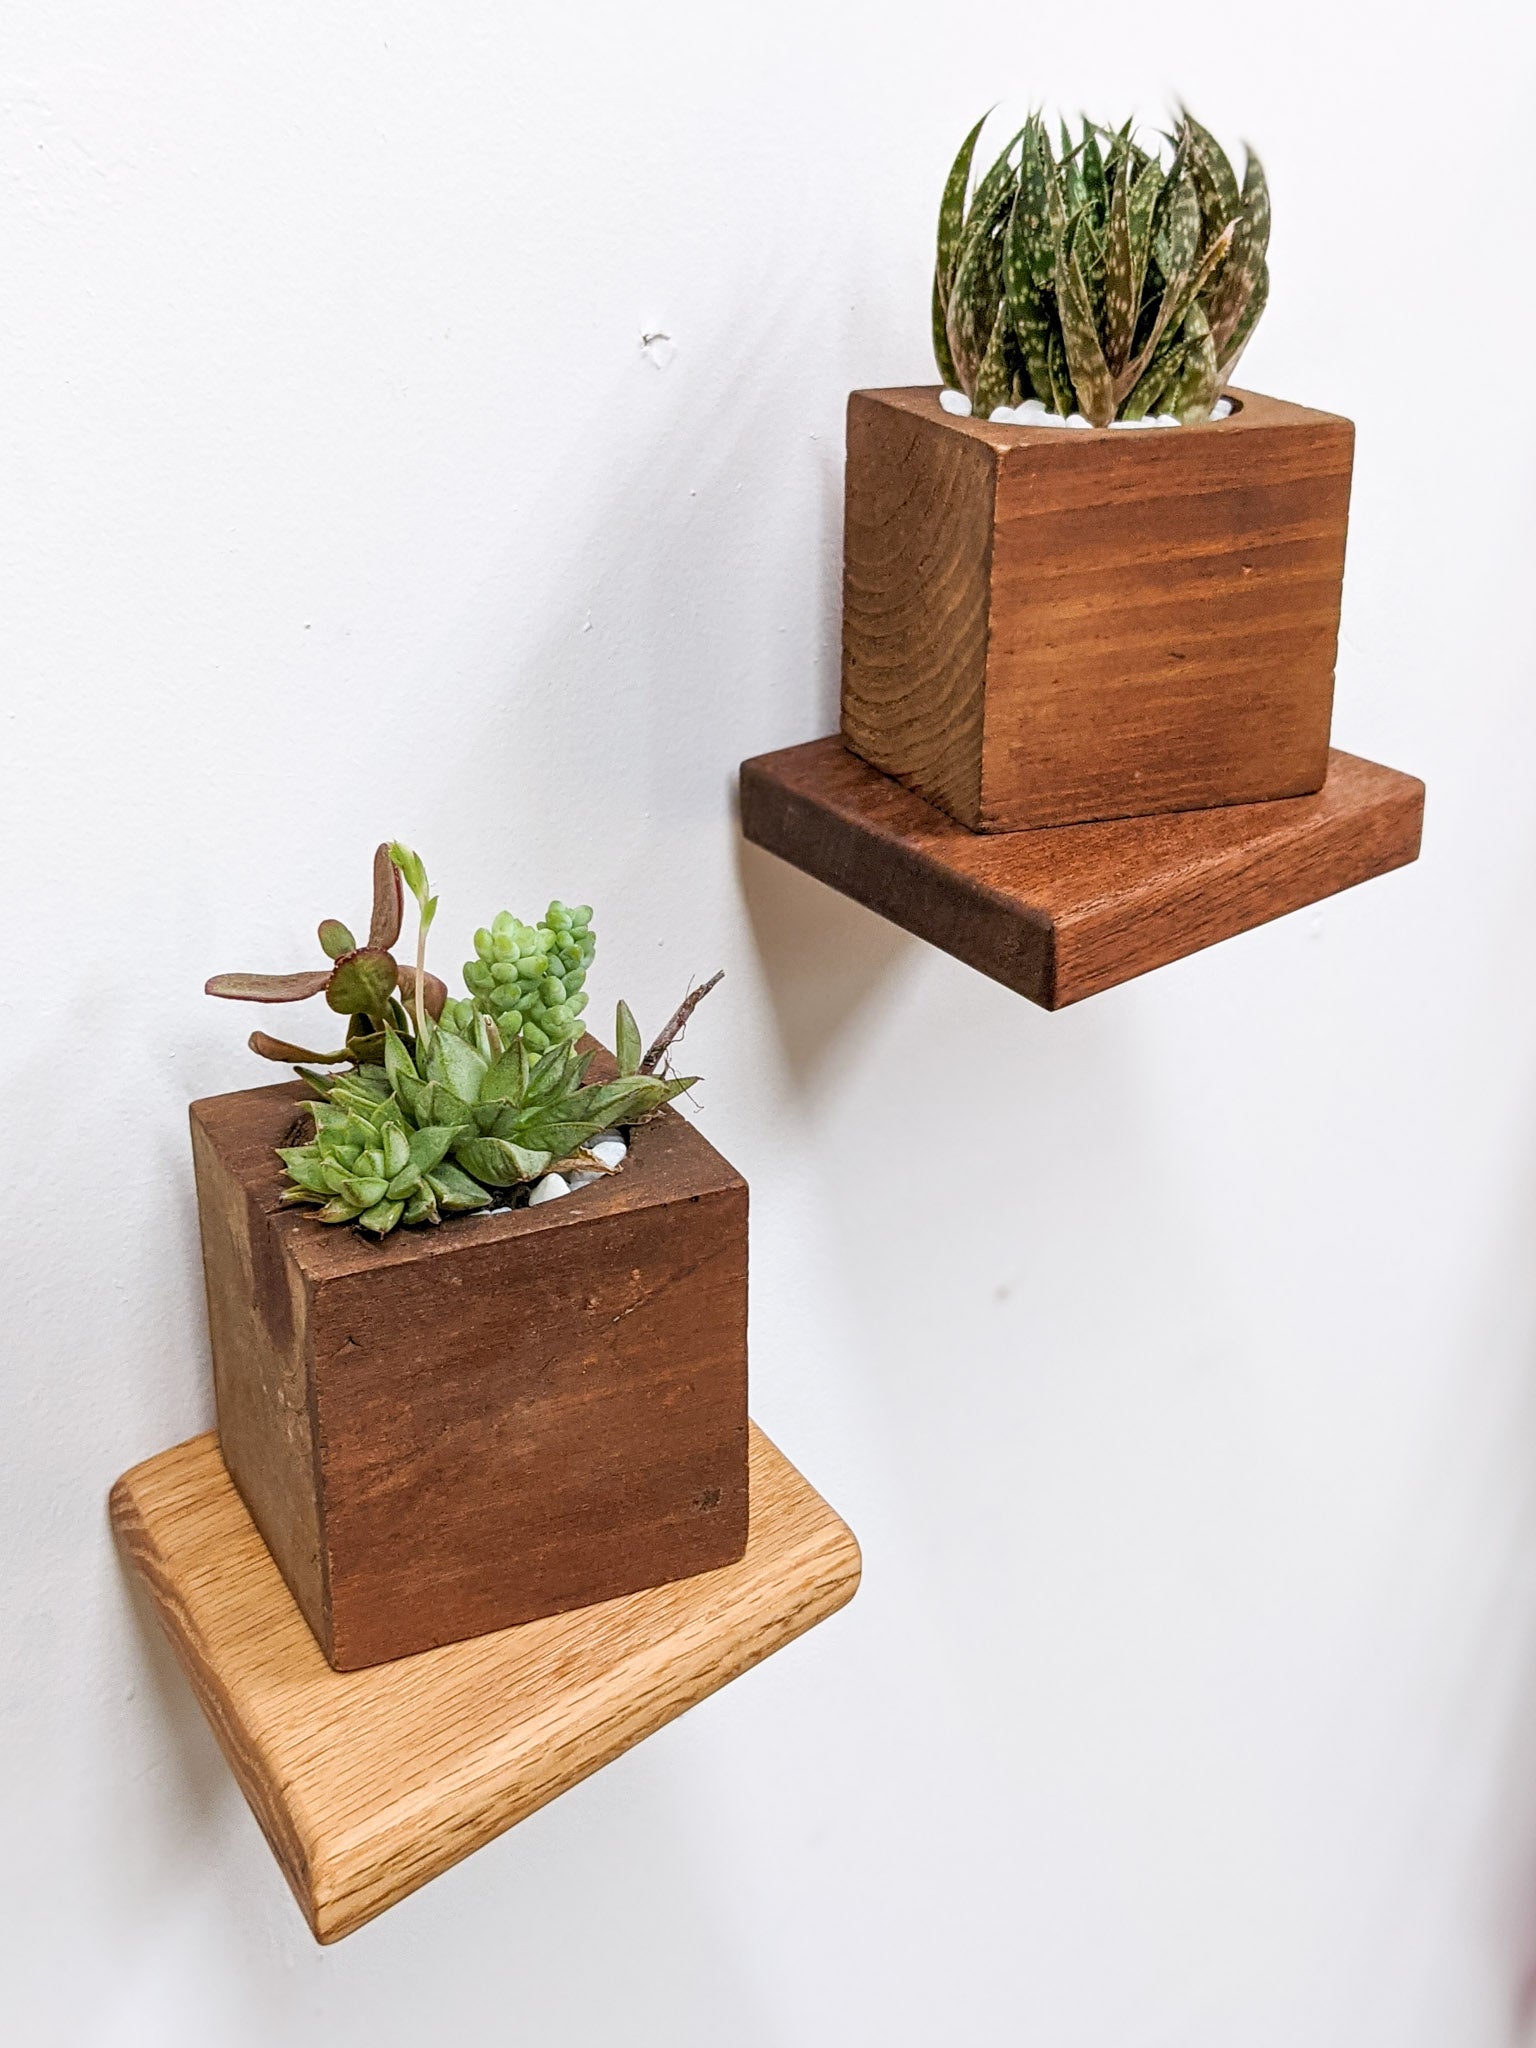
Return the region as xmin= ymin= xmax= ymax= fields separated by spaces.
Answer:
xmin=5 ymin=5 xmax=1536 ymax=2042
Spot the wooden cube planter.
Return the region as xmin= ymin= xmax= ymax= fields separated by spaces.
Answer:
xmin=840 ymin=386 xmax=1354 ymax=832
xmin=190 ymin=1070 xmax=748 ymax=1672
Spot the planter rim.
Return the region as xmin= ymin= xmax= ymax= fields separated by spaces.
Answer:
xmin=189 ymin=1071 xmax=742 ymax=1285
xmin=853 ymin=384 xmax=1353 ymax=446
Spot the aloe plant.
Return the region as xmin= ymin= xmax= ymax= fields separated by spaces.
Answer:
xmin=933 ymin=109 xmax=1269 ymax=426
xmin=209 ymin=845 xmax=720 ymax=1235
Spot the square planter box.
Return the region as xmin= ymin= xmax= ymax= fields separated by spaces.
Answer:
xmin=840 ymin=386 xmax=1354 ymax=832
xmin=190 ymin=1065 xmax=749 ymax=1672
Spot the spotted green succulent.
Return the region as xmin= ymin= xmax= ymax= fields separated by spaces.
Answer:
xmin=933 ymin=108 xmax=1269 ymax=426
xmin=454 ymin=902 xmax=595 ymax=1054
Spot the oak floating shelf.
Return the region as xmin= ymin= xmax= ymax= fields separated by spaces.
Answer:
xmin=111 ymin=1424 xmax=860 ymax=1943
xmin=741 ymin=737 xmax=1424 ymax=1010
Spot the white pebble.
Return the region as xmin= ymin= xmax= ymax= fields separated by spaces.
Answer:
xmin=984 ymin=404 xmax=1019 ymax=424
xmin=567 ymin=1170 xmax=602 ymax=1190
xmin=590 ymin=1136 xmax=627 ymax=1170
xmin=1108 ymin=417 xmax=1154 ymax=430
xmin=1063 ymin=414 xmax=1093 ymax=430
xmin=938 ymin=388 xmax=972 ymax=416
xmin=1018 ymin=398 xmax=1048 ymax=415
xmin=1211 ymin=397 xmax=1234 ymax=419
xmin=1153 ymin=414 xmax=1181 ymax=428
xmin=528 ymin=1173 xmax=570 ymax=1206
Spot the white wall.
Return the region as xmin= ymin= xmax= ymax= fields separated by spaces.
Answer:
xmin=5 ymin=4 xmax=1535 ymax=2041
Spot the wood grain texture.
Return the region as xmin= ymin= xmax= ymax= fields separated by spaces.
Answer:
xmin=110 ymin=1424 xmax=860 ymax=1943
xmin=841 ymin=386 xmax=1353 ymax=831
xmin=741 ymin=736 xmax=1424 ymax=1009
xmin=192 ymin=1064 xmax=749 ymax=1670
xmin=839 ymin=390 xmax=996 ymax=824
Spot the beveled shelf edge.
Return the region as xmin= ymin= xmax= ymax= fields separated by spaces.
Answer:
xmin=740 ymin=737 xmax=1424 ymax=1009
xmin=111 ymin=1423 xmax=860 ymax=1942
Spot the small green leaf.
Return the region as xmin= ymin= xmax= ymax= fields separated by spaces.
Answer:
xmin=971 ymin=302 xmax=1014 ymax=418
xmin=1206 ymin=148 xmax=1270 ymax=363
xmin=388 ymin=841 xmax=429 ymax=905
xmin=1181 ymin=111 xmax=1242 ymax=241
xmin=318 ymin=920 xmax=355 ymax=960
xmin=325 ymin=948 xmax=399 ymax=1018
xmin=932 ymin=271 xmax=960 ymax=388
xmin=1004 ymin=189 xmax=1055 ymax=404
xmin=964 ymin=125 xmax=1026 ymax=231
xmin=1081 ymin=129 xmax=1107 ymax=227
xmin=522 ymin=1041 xmax=577 ymax=1108
xmin=425 ymin=1161 xmax=495 ymax=1211
xmin=1166 ymin=300 xmax=1220 ymax=421
xmin=1046 ymin=326 xmax=1074 ymax=416
xmin=1016 ymin=116 xmax=1062 ymax=290
xmin=356 ymin=1198 xmax=406 ymax=1237
xmin=479 ymin=1047 xmax=527 ymax=1104
xmin=416 ymin=1079 xmax=475 ymax=1129
xmin=615 ymin=1000 xmax=642 ymax=1077
xmin=277 ymin=1152 xmax=332 ymax=1195
xmin=945 ymin=175 xmax=1013 ymax=396
xmin=454 ymin=1136 xmax=552 ymax=1187
xmin=406 ymin=1124 xmax=462 ymax=1175
xmin=1104 ymin=155 xmax=1163 ymax=378
xmin=1056 ymin=222 xmax=1114 ymax=426
xmin=1163 ymin=166 xmax=1201 ymax=279
xmin=382 ymin=1030 xmax=417 ymax=1093
xmin=1059 ymin=119 xmax=1084 ymax=215
xmin=426 ymin=1028 xmax=489 ymax=1104
xmin=1216 ymin=257 xmax=1268 ymax=386
xmin=936 ymin=110 xmax=989 ymax=300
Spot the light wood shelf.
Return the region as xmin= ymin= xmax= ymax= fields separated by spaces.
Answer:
xmin=740 ymin=737 xmax=1423 ymax=1009
xmin=111 ymin=1423 xmax=860 ymax=1943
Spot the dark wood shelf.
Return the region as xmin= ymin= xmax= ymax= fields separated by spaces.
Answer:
xmin=740 ymin=737 xmax=1424 ymax=1010
xmin=111 ymin=1424 xmax=860 ymax=1943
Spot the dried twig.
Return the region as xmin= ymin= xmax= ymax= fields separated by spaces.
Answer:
xmin=641 ymin=970 xmax=723 ymax=1074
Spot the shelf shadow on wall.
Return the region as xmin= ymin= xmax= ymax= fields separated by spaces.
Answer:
xmin=735 ymin=830 xmax=916 ymax=1086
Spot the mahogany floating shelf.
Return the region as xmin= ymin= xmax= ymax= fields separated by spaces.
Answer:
xmin=740 ymin=737 xmax=1424 ymax=1010
xmin=111 ymin=1424 xmax=860 ymax=1943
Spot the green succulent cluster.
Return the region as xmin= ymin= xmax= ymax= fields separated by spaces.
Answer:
xmin=933 ymin=108 xmax=1269 ymax=427
xmin=210 ymin=846 xmax=718 ymax=1238
xmin=453 ymin=902 xmax=595 ymax=1054
xmin=286 ymin=991 xmax=692 ymax=1196
xmin=278 ymin=1091 xmax=491 ymax=1233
